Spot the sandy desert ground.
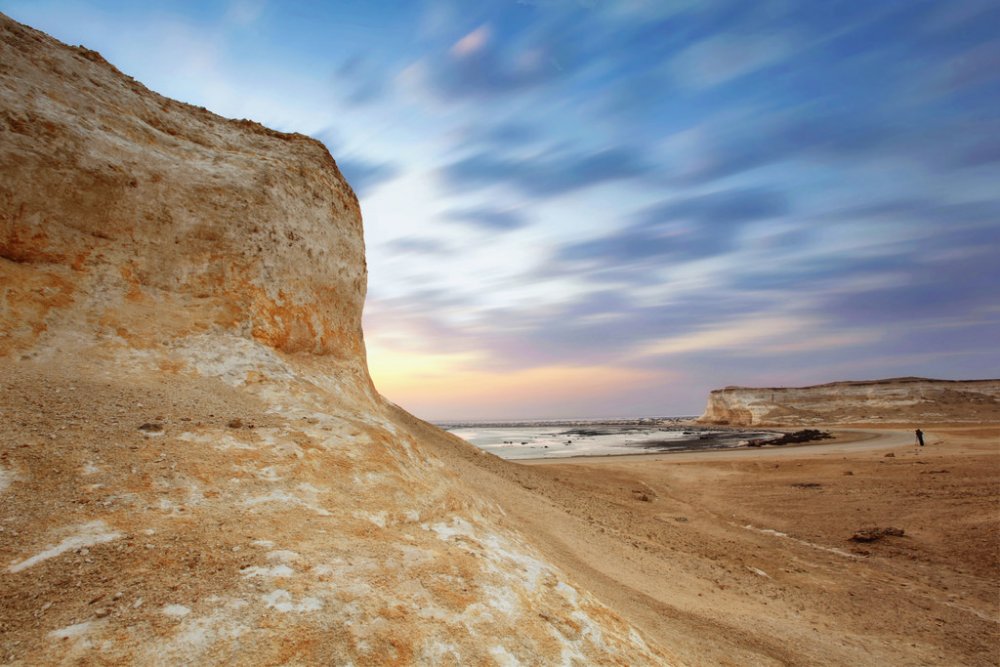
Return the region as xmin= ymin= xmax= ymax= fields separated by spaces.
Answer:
xmin=1 ymin=361 xmax=996 ymax=665
xmin=399 ymin=410 xmax=1000 ymax=666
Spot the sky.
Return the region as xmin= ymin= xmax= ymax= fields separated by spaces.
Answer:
xmin=4 ymin=0 xmax=999 ymax=420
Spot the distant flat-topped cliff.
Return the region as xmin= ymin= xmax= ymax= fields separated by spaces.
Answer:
xmin=698 ymin=377 xmax=1000 ymax=426
xmin=0 ymin=13 xmax=670 ymax=665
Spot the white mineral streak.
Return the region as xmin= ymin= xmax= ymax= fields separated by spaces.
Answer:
xmin=8 ymin=521 xmax=122 ymax=573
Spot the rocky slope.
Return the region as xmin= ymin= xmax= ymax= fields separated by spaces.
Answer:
xmin=0 ymin=14 xmax=671 ymax=665
xmin=698 ymin=377 xmax=1000 ymax=426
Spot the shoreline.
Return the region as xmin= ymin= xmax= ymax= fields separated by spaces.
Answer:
xmin=450 ymin=421 xmax=986 ymax=464
xmin=512 ymin=422 xmax=998 ymax=465
xmin=516 ymin=428 xmax=891 ymax=464
xmin=447 ymin=421 xmax=790 ymax=461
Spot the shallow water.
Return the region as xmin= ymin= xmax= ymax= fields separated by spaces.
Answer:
xmin=441 ymin=421 xmax=777 ymax=460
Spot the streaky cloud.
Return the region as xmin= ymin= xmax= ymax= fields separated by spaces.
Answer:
xmin=559 ymin=188 xmax=789 ymax=264
xmin=441 ymin=145 xmax=654 ymax=196
xmin=384 ymin=237 xmax=453 ymax=256
xmin=443 ymin=206 xmax=529 ymax=231
xmin=336 ymin=156 xmax=399 ymax=197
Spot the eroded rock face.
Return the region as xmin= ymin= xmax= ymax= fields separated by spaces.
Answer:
xmin=0 ymin=14 xmax=671 ymax=665
xmin=1 ymin=17 xmax=367 ymax=363
xmin=698 ymin=378 xmax=1000 ymax=426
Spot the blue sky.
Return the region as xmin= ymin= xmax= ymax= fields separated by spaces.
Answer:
xmin=5 ymin=0 xmax=999 ymax=419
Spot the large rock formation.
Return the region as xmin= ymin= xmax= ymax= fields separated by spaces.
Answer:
xmin=0 ymin=14 xmax=671 ymax=664
xmin=698 ymin=377 xmax=1000 ymax=426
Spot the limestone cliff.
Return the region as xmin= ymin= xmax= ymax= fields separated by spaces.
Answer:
xmin=698 ymin=377 xmax=1000 ymax=426
xmin=0 ymin=14 xmax=671 ymax=665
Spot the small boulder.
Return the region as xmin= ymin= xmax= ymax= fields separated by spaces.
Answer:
xmin=849 ymin=527 xmax=905 ymax=543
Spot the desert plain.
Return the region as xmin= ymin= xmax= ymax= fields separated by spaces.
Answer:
xmin=403 ymin=413 xmax=1000 ymax=665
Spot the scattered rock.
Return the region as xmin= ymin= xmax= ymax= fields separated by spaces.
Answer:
xmin=884 ymin=452 xmax=895 ymax=458
xmin=849 ymin=527 xmax=905 ymax=543
xmin=137 ymin=423 xmax=163 ymax=435
xmin=791 ymin=482 xmax=822 ymax=489
xmin=227 ymin=418 xmax=243 ymax=429
xmin=762 ymin=430 xmax=833 ymax=446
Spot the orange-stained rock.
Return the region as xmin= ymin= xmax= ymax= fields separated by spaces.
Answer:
xmin=0 ymin=11 xmax=365 ymax=363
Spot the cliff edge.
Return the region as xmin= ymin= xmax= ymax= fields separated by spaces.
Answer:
xmin=0 ymin=14 xmax=671 ymax=664
xmin=698 ymin=377 xmax=1000 ymax=426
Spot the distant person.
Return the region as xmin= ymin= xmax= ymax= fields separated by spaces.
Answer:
xmin=915 ymin=428 xmax=924 ymax=447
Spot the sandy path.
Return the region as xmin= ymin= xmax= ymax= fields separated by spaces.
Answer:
xmin=396 ymin=410 xmax=1000 ymax=665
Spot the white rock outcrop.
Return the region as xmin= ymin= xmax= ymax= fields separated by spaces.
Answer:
xmin=0 ymin=14 xmax=672 ymax=665
xmin=698 ymin=378 xmax=1000 ymax=426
